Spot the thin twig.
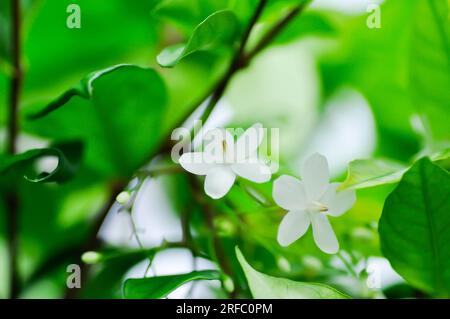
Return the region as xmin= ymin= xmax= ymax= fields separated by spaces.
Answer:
xmin=243 ymin=1 xmax=312 ymax=63
xmin=6 ymin=0 xmax=23 ymax=299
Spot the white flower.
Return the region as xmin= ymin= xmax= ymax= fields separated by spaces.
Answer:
xmin=273 ymin=153 xmax=356 ymax=254
xmin=179 ymin=123 xmax=271 ymax=199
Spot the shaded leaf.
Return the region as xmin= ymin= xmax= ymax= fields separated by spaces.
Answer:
xmin=123 ymin=270 xmax=221 ymax=299
xmin=82 ymin=248 xmax=159 ymax=299
xmin=28 ymin=64 xmax=133 ymax=119
xmin=0 ymin=141 xmax=83 ymax=183
xmin=379 ymin=158 xmax=450 ymax=297
xmin=25 ymin=66 xmax=168 ymax=178
xmin=236 ymin=247 xmax=349 ymax=299
xmin=157 ymin=10 xmax=240 ymax=67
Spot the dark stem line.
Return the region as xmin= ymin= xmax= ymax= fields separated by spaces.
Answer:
xmin=6 ymin=0 xmax=23 ymax=299
xmin=64 ymin=182 xmax=125 ymax=299
xmin=198 ymin=0 xmax=267 ymax=124
xmin=187 ymin=175 xmax=237 ymax=297
xmin=243 ymin=1 xmax=311 ymax=63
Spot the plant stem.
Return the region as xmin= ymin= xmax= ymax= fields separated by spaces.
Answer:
xmin=197 ymin=0 xmax=268 ymax=124
xmin=243 ymin=0 xmax=311 ymax=63
xmin=64 ymin=181 xmax=125 ymax=299
xmin=6 ymin=0 xmax=23 ymax=299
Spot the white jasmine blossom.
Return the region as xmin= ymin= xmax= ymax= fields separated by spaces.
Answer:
xmin=179 ymin=123 xmax=271 ymax=199
xmin=273 ymin=153 xmax=356 ymax=254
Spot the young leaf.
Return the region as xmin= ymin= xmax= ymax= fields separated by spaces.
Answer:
xmin=339 ymin=159 xmax=407 ymax=190
xmin=0 ymin=141 xmax=83 ymax=183
xmin=379 ymin=158 xmax=450 ymax=297
xmin=236 ymin=247 xmax=349 ymax=299
xmin=157 ymin=10 xmax=240 ymax=68
xmin=28 ymin=64 xmax=133 ymax=119
xmin=123 ymin=270 xmax=221 ymax=299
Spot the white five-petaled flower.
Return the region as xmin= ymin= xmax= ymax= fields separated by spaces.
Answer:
xmin=273 ymin=153 xmax=356 ymax=254
xmin=179 ymin=123 xmax=271 ymax=199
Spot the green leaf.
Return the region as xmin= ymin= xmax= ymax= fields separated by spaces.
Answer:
xmin=28 ymin=64 xmax=133 ymax=119
xmin=123 ymin=270 xmax=221 ymax=299
xmin=235 ymin=247 xmax=349 ymax=299
xmin=379 ymin=158 xmax=450 ymax=297
xmin=25 ymin=65 xmax=168 ymax=178
xmin=339 ymin=159 xmax=407 ymax=190
xmin=81 ymin=248 xmax=159 ymax=299
xmin=157 ymin=10 xmax=240 ymax=68
xmin=0 ymin=141 xmax=83 ymax=183
xmin=409 ymin=0 xmax=450 ymax=141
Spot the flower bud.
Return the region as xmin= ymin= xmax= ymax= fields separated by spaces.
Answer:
xmin=116 ymin=191 xmax=131 ymax=205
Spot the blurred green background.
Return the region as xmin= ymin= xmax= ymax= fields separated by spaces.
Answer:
xmin=0 ymin=0 xmax=449 ymax=299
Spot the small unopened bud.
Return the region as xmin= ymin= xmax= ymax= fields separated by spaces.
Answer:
xmin=81 ymin=251 xmax=102 ymax=264
xmin=116 ymin=191 xmax=131 ymax=205
xmin=223 ymin=276 xmax=235 ymax=293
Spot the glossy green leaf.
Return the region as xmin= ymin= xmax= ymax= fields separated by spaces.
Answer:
xmin=157 ymin=10 xmax=240 ymax=67
xmin=379 ymin=158 xmax=450 ymax=297
xmin=25 ymin=65 xmax=168 ymax=178
xmin=28 ymin=64 xmax=133 ymax=119
xmin=0 ymin=141 xmax=83 ymax=183
xmin=123 ymin=270 xmax=221 ymax=299
xmin=236 ymin=247 xmax=349 ymax=299
xmin=339 ymin=159 xmax=407 ymax=190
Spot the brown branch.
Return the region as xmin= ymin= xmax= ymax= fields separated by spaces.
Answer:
xmin=6 ymin=0 xmax=23 ymax=299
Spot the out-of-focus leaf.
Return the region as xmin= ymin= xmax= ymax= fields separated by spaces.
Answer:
xmin=123 ymin=270 xmax=221 ymax=299
xmin=339 ymin=159 xmax=407 ymax=190
xmin=153 ymin=0 xmax=232 ymax=34
xmin=409 ymin=0 xmax=450 ymax=141
xmin=28 ymin=64 xmax=133 ymax=119
xmin=340 ymin=149 xmax=450 ymax=190
xmin=236 ymin=247 xmax=349 ymax=299
xmin=157 ymin=10 xmax=240 ymax=67
xmin=82 ymin=248 xmax=159 ymax=299
xmin=273 ymin=11 xmax=336 ymax=44
xmin=0 ymin=141 xmax=83 ymax=183
xmin=319 ymin=0 xmax=450 ymax=159
xmin=0 ymin=0 xmax=11 ymax=63
xmin=25 ymin=66 xmax=168 ymax=178
xmin=379 ymin=158 xmax=450 ymax=297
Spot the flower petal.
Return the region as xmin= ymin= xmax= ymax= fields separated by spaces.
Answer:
xmin=322 ymin=185 xmax=356 ymax=217
xmin=231 ymin=159 xmax=271 ymax=183
xmin=204 ymin=166 xmax=236 ymax=199
xmin=277 ymin=210 xmax=311 ymax=247
xmin=301 ymin=153 xmax=330 ymax=200
xmin=311 ymin=214 xmax=339 ymax=254
xmin=179 ymin=152 xmax=215 ymax=175
xmin=235 ymin=123 xmax=263 ymax=161
xmin=273 ymin=175 xmax=308 ymax=210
